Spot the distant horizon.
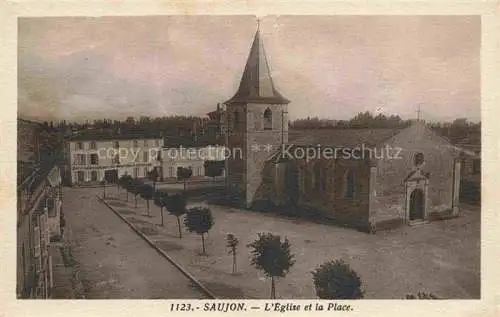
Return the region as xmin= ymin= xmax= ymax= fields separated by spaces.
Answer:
xmin=17 ymin=113 xmax=481 ymax=125
xmin=19 ymin=16 xmax=480 ymax=123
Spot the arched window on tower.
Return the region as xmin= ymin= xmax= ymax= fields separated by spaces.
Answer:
xmin=263 ymin=108 xmax=272 ymax=130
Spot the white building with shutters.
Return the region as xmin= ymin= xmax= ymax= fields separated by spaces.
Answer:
xmin=65 ymin=131 xmax=164 ymax=185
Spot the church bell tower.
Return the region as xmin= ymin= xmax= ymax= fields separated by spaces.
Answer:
xmin=224 ymin=23 xmax=290 ymax=207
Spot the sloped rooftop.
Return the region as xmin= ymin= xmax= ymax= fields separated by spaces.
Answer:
xmin=288 ymin=128 xmax=402 ymax=148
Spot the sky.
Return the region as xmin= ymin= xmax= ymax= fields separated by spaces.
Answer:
xmin=18 ymin=15 xmax=480 ymax=122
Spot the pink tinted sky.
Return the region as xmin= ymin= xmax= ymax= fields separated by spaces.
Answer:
xmin=18 ymin=15 xmax=480 ymax=122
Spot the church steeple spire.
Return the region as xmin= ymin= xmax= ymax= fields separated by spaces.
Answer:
xmin=225 ymin=21 xmax=289 ymax=105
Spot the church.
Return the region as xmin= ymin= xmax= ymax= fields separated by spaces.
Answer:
xmin=223 ymin=27 xmax=462 ymax=232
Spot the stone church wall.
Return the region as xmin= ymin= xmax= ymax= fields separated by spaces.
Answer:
xmin=332 ymin=159 xmax=372 ymax=231
xmin=373 ymin=123 xmax=458 ymax=225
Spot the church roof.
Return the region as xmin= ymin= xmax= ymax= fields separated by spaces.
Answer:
xmin=267 ymin=128 xmax=403 ymax=164
xmin=224 ymin=28 xmax=289 ymax=105
xmin=288 ymin=128 xmax=402 ymax=148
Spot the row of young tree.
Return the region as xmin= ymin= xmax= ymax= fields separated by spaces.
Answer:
xmin=102 ymin=175 xmax=437 ymax=300
xmin=101 ymin=173 xmax=215 ymax=253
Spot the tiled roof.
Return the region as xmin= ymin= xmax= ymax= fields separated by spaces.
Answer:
xmin=288 ymin=128 xmax=402 ymax=148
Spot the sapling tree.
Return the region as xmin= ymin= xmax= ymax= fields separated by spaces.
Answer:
xmin=101 ymin=171 xmax=116 ymax=199
xmin=128 ymin=178 xmax=142 ymax=208
xmin=311 ymin=259 xmax=364 ymax=299
xmin=139 ymin=183 xmax=155 ymax=217
xmin=119 ymin=174 xmax=132 ymax=201
xmin=177 ymin=167 xmax=193 ymax=193
xmin=226 ymin=233 xmax=239 ymax=273
xmin=247 ymin=233 xmax=295 ymax=299
xmin=148 ymin=168 xmax=160 ymax=190
xmin=166 ymin=193 xmax=187 ymax=238
xmin=154 ymin=190 xmax=168 ymax=226
xmin=204 ymin=160 xmax=224 ymax=183
xmin=184 ymin=207 xmax=214 ymax=254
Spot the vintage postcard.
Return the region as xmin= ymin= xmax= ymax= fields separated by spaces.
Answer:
xmin=1 ymin=0 xmax=499 ymax=317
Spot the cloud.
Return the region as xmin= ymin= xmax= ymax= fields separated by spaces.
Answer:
xmin=18 ymin=15 xmax=480 ymax=122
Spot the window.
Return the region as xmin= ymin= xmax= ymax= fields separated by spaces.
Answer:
xmin=113 ymin=141 xmax=120 ymax=149
xmin=89 ymin=141 xmax=96 ymax=150
xmin=133 ymin=168 xmax=139 ymax=178
xmin=155 ymin=139 xmax=160 ymax=147
xmin=76 ymin=142 xmax=83 ymax=150
xmin=90 ymin=154 xmax=98 ymax=165
xmin=197 ymin=166 xmax=203 ymax=176
xmin=264 ymin=108 xmax=272 ymax=130
xmin=303 ymin=167 xmax=312 ymax=193
xmin=77 ymin=171 xmax=85 ymax=182
xmin=133 ymin=140 xmax=139 ymax=148
xmin=47 ymin=198 xmax=56 ymax=217
xmin=91 ymin=170 xmax=98 ymax=181
xmin=313 ymin=162 xmax=323 ymax=191
xmin=169 ymin=166 xmax=174 ymax=177
xmin=75 ymin=154 xmax=86 ymax=165
xmin=143 ymin=167 xmax=148 ymax=177
xmin=414 ymin=152 xmax=424 ymax=167
xmin=144 ymin=140 xmax=149 ymax=147
xmin=143 ymin=151 xmax=149 ymax=163
xmin=344 ymin=169 xmax=355 ymax=198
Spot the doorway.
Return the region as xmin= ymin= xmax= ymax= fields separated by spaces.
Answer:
xmin=104 ymin=169 xmax=118 ymax=183
xmin=409 ymin=189 xmax=425 ymax=221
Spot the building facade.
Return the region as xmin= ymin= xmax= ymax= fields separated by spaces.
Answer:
xmin=65 ymin=133 xmax=164 ymax=185
xmin=17 ymin=118 xmax=64 ymax=298
xmin=161 ymin=145 xmax=227 ymax=181
xmin=17 ymin=164 xmax=63 ymax=298
xmin=223 ymin=27 xmax=462 ymax=232
xmin=457 ymin=143 xmax=481 ymax=204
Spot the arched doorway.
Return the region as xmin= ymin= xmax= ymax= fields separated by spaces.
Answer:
xmin=409 ymin=189 xmax=425 ymax=221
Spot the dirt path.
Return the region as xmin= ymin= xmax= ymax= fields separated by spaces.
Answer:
xmin=61 ymin=187 xmax=206 ymax=299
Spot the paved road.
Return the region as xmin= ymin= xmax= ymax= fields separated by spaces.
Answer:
xmin=61 ymin=187 xmax=206 ymax=299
